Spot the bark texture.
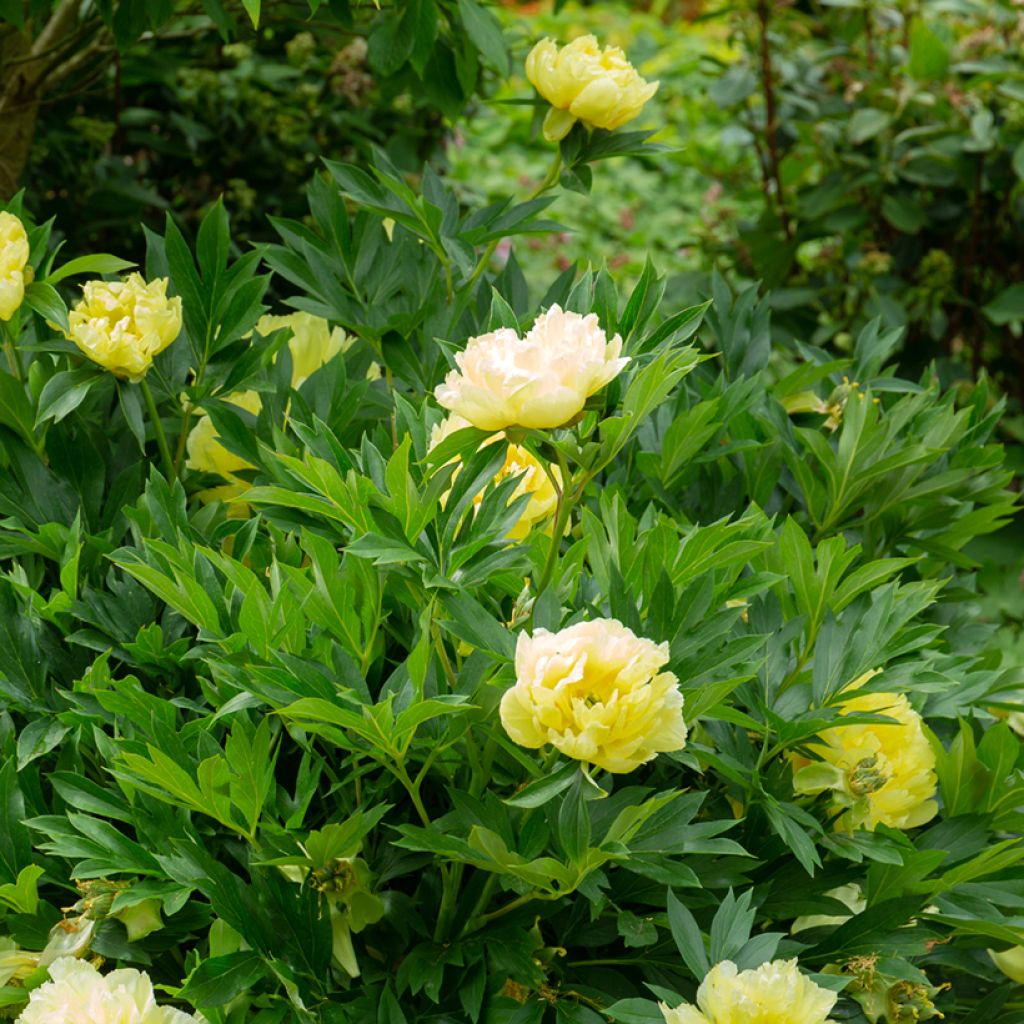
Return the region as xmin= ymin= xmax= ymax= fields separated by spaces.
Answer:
xmin=0 ymin=1 xmax=82 ymax=199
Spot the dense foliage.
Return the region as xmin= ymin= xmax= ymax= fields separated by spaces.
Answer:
xmin=1 ymin=2 xmax=1024 ymax=1024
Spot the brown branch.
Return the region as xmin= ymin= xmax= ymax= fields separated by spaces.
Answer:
xmin=864 ymin=0 xmax=876 ymax=70
xmin=755 ymin=0 xmax=792 ymax=239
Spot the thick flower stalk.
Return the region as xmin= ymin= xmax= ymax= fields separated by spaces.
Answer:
xmin=0 ymin=211 xmax=30 ymax=321
xmin=16 ymin=957 xmax=198 ymax=1024
xmin=660 ymin=958 xmax=838 ymax=1024
xmin=435 ymin=305 xmax=628 ymax=431
xmin=794 ymin=675 xmax=938 ymax=831
xmin=500 ymin=619 xmax=686 ymax=773
xmin=526 ymin=35 xmax=659 ymax=141
xmin=65 ymin=274 xmax=182 ymax=380
xmin=429 ymin=413 xmax=559 ymax=540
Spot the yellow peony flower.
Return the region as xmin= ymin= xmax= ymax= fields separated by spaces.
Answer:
xmin=16 ymin=956 xmax=199 ymax=1024
xmin=991 ymin=946 xmax=1024 ymax=984
xmin=0 ymin=211 xmax=30 ymax=322
xmin=429 ymin=413 xmax=559 ymax=540
xmin=185 ymin=389 xmax=261 ymax=504
xmin=794 ymin=675 xmax=938 ymax=832
xmin=435 ymin=305 xmax=628 ymax=432
xmin=65 ymin=274 xmax=182 ymax=380
xmin=254 ymin=310 xmax=346 ymax=388
xmin=660 ymin=958 xmax=838 ymax=1024
xmin=525 ymin=35 xmax=659 ymax=142
xmin=500 ymin=619 xmax=686 ymax=773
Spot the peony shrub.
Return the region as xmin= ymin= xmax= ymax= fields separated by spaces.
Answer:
xmin=0 ymin=21 xmax=1020 ymax=1024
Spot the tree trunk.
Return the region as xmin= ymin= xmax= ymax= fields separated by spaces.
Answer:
xmin=0 ymin=0 xmax=83 ymax=199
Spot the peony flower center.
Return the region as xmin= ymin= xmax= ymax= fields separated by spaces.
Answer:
xmin=847 ymin=754 xmax=890 ymax=796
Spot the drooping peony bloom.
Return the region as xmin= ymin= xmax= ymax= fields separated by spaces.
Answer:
xmin=0 ymin=211 xmax=30 ymax=321
xmin=65 ymin=274 xmax=182 ymax=380
xmin=429 ymin=413 xmax=559 ymax=540
xmin=659 ymin=959 xmax=837 ymax=1024
xmin=500 ymin=619 xmax=686 ymax=773
xmin=435 ymin=305 xmax=628 ymax=432
xmin=254 ymin=310 xmax=347 ymax=388
xmin=794 ymin=673 xmax=938 ymax=832
xmin=16 ymin=956 xmax=198 ymax=1024
xmin=525 ymin=35 xmax=659 ymax=141
xmin=185 ymin=389 xmax=261 ymax=504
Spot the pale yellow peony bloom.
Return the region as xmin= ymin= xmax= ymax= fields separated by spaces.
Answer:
xmin=185 ymin=389 xmax=261 ymax=504
xmin=0 ymin=211 xmax=30 ymax=321
xmin=16 ymin=956 xmax=198 ymax=1024
xmin=795 ymin=675 xmax=938 ymax=832
xmin=500 ymin=619 xmax=686 ymax=773
xmin=429 ymin=413 xmax=559 ymax=541
xmin=991 ymin=946 xmax=1024 ymax=984
xmin=65 ymin=274 xmax=182 ymax=380
xmin=525 ymin=35 xmax=659 ymax=141
xmin=254 ymin=310 xmax=346 ymax=387
xmin=660 ymin=959 xmax=837 ymax=1024
xmin=435 ymin=305 xmax=628 ymax=432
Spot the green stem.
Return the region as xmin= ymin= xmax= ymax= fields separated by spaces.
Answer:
xmin=391 ymin=759 xmax=432 ymax=829
xmin=535 ymin=448 xmax=575 ymax=598
xmin=0 ymin=320 xmax=23 ymax=382
xmin=465 ymin=888 xmax=552 ymax=932
xmin=139 ymin=377 xmax=175 ymax=479
xmin=172 ymin=406 xmax=192 ymax=476
xmin=465 ymin=151 xmax=563 ymax=290
xmin=459 ymin=873 xmax=499 ymax=937
xmin=433 ymin=861 xmax=464 ymax=943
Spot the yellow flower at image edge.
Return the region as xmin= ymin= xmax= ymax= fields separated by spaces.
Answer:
xmin=16 ymin=956 xmax=199 ymax=1024
xmin=0 ymin=211 xmax=30 ymax=322
xmin=526 ymin=35 xmax=659 ymax=142
xmin=794 ymin=675 xmax=938 ymax=832
xmin=500 ymin=618 xmax=686 ymax=774
xmin=66 ymin=274 xmax=182 ymax=380
xmin=435 ymin=305 xmax=628 ymax=432
xmin=660 ymin=959 xmax=838 ymax=1024
xmin=429 ymin=413 xmax=559 ymax=540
